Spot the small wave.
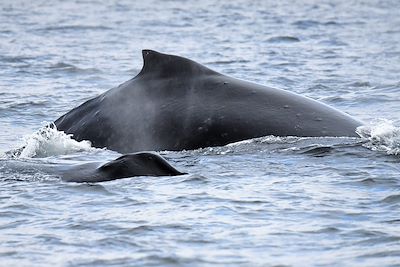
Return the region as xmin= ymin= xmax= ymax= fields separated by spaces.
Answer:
xmin=208 ymin=59 xmax=251 ymax=65
xmin=348 ymin=81 xmax=371 ymax=87
xmin=8 ymin=123 xmax=94 ymax=158
xmin=356 ymin=119 xmax=400 ymax=155
xmin=292 ymin=20 xmax=339 ymax=29
xmin=380 ymin=194 xmax=400 ymax=204
xmin=267 ymin=36 xmax=300 ymax=43
xmin=47 ymin=62 xmax=100 ymax=74
xmin=5 ymin=100 xmax=49 ymax=110
xmin=298 ymin=146 xmax=334 ymax=157
xmin=359 ymin=178 xmax=376 ymax=184
xmin=36 ymin=25 xmax=112 ymax=32
xmin=0 ymin=55 xmax=34 ymax=63
xmin=301 ymin=226 xmax=340 ymax=234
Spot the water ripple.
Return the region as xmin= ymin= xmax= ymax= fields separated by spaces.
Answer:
xmin=36 ymin=25 xmax=112 ymax=32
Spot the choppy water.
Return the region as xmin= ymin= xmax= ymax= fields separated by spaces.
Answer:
xmin=1 ymin=0 xmax=400 ymax=266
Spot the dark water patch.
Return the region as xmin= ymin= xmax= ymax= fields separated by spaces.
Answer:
xmin=119 ymin=225 xmax=157 ymax=234
xmin=301 ymin=226 xmax=340 ymax=234
xmin=92 ymin=237 xmax=141 ymax=250
xmin=0 ymin=55 xmax=35 ymax=63
xmin=15 ymin=68 xmax=43 ymax=76
xmin=358 ymin=249 xmax=400 ymax=259
xmin=359 ymin=178 xmax=376 ymax=184
xmin=36 ymin=233 xmax=66 ymax=246
xmin=0 ymin=210 xmax=33 ymax=218
xmin=267 ymin=36 xmax=300 ymax=43
xmin=382 ymin=219 xmax=400 ymax=224
xmin=120 ymin=223 xmax=191 ymax=235
xmin=207 ymin=59 xmax=251 ymax=65
xmin=324 ymin=21 xmax=340 ymax=26
xmin=170 ymin=192 xmax=215 ymax=203
xmin=272 ymin=61 xmax=304 ymax=68
xmin=0 ymin=219 xmax=30 ymax=230
xmin=349 ymin=229 xmax=390 ymax=238
xmin=36 ymin=25 xmax=112 ymax=33
xmin=349 ymin=81 xmax=372 ymax=87
xmin=344 ymin=174 xmax=400 ymax=188
xmin=297 ymin=146 xmax=334 ymax=157
xmin=0 ymin=92 xmax=16 ymax=97
xmin=293 ymin=20 xmax=319 ymax=28
xmin=0 ymin=251 xmax=18 ymax=257
xmin=4 ymin=100 xmax=49 ymax=110
xmin=139 ymin=19 xmax=192 ymax=28
xmin=354 ymin=235 xmax=400 ymax=246
xmin=0 ymin=30 xmax=13 ymax=34
xmin=380 ymin=194 xmax=400 ymax=204
xmin=292 ymin=20 xmax=340 ymax=29
xmin=307 ymin=83 xmax=331 ymax=92
xmin=68 ymin=257 xmax=140 ymax=267
xmin=322 ymin=95 xmax=347 ymax=104
xmin=231 ymin=199 xmax=266 ymax=205
xmin=318 ymin=39 xmax=348 ymax=47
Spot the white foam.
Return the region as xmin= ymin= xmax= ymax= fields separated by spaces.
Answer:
xmin=356 ymin=119 xmax=400 ymax=155
xmin=14 ymin=123 xmax=94 ymax=158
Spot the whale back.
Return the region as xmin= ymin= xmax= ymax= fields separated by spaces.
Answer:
xmin=98 ymin=152 xmax=184 ymax=178
xmin=61 ymin=152 xmax=185 ymax=183
xmin=54 ymin=50 xmax=362 ymax=153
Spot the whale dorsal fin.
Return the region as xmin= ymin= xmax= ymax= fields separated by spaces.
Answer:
xmin=138 ymin=50 xmax=216 ymax=78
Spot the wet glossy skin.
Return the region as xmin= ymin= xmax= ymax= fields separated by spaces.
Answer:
xmin=55 ymin=50 xmax=362 ymax=153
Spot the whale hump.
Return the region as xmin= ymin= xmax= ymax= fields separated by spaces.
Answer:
xmin=61 ymin=152 xmax=186 ymax=183
xmin=98 ymin=152 xmax=185 ymax=178
xmin=139 ymin=49 xmax=216 ymax=78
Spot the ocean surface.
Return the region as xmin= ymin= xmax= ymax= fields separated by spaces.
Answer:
xmin=1 ymin=0 xmax=400 ymax=266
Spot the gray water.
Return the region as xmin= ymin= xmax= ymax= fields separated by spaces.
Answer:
xmin=1 ymin=0 xmax=400 ymax=266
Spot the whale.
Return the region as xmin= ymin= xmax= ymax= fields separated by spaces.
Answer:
xmin=59 ymin=152 xmax=185 ymax=183
xmin=54 ymin=50 xmax=362 ymax=153
xmin=2 ymin=152 xmax=185 ymax=183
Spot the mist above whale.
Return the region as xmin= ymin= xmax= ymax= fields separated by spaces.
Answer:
xmin=54 ymin=50 xmax=362 ymax=153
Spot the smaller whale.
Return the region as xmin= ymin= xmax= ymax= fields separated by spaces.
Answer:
xmin=2 ymin=152 xmax=185 ymax=183
xmin=60 ymin=152 xmax=185 ymax=183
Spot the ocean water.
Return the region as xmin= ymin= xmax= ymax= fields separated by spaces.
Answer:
xmin=1 ymin=0 xmax=400 ymax=266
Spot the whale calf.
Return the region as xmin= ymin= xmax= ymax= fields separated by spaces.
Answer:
xmin=2 ymin=152 xmax=185 ymax=183
xmin=59 ymin=152 xmax=185 ymax=183
xmin=55 ymin=50 xmax=362 ymax=153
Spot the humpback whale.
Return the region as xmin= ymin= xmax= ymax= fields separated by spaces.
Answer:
xmin=55 ymin=50 xmax=362 ymax=153
xmin=3 ymin=152 xmax=185 ymax=183
xmin=60 ymin=152 xmax=185 ymax=183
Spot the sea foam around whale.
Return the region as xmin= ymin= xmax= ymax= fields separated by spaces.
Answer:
xmin=356 ymin=119 xmax=400 ymax=155
xmin=7 ymin=123 xmax=94 ymax=159
xmin=7 ymin=119 xmax=400 ymax=159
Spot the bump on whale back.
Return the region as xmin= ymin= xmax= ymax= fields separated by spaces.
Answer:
xmin=98 ymin=152 xmax=185 ymax=178
xmin=60 ymin=152 xmax=185 ymax=183
xmin=138 ymin=50 xmax=216 ymax=78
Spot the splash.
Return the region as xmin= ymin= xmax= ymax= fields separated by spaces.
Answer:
xmin=9 ymin=123 xmax=94 ymax=158
xmin=356 ymin=119 xmax=400 ymax=155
